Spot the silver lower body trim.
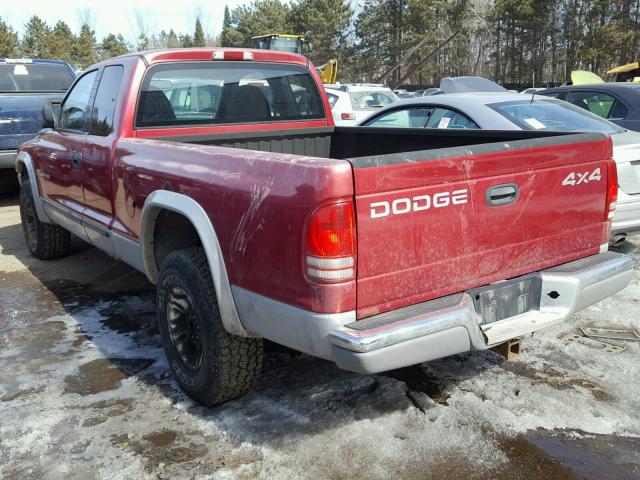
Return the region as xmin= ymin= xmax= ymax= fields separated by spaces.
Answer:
xmin=232 ymin=286 xmax=355 ymax=360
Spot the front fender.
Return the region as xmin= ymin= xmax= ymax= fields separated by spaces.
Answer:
xmin=15 ymin=151 xmax=52 ymax=224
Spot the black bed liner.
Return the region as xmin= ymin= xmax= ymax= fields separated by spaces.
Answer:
xmin=145 ymin=125 xmax=599 ymax=167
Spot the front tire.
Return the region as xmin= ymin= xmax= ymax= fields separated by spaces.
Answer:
xmin=157 ymin=247 xmax=263 ymax=405
xmin=19 ymin=181 xmax=71 ymax=259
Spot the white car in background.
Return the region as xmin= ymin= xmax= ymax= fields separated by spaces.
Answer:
xmin=358 ymin=91 xmax=640 ymax=244
xmin=325 ymin=84 xmax=398 ymax=125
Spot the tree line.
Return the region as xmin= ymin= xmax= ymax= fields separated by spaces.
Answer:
xmin=0 ymin=15 xmax=210 ymax=71
xmin=2 ymin=0 xmax=640 ymax=88
xmin=221 ymin=0 xmax=640 ymax=88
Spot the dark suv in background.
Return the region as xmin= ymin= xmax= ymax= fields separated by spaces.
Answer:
xmin=538 ymin=83 xmax=640 ymax=132
xmin=0 ymin=58 xmax=76 ymax=193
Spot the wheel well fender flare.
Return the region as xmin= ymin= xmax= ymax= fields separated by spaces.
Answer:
xmin=15 ymin=151 xmax=52 ymax=224
xmin=140 ymin=190 xmax=252 ymax=338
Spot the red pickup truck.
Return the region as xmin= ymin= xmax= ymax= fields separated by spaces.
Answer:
xmin=16 ymin=48 xmax=634 ymax=405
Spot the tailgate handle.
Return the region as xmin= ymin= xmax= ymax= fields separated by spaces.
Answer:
xmin=486 ymin=184 xmax=519 ymax=207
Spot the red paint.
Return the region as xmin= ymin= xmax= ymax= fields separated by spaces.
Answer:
xmin=21 ymin=48 xmax=614 ymax=320
xmin=354 ymin=139 xmax=613 ymax=317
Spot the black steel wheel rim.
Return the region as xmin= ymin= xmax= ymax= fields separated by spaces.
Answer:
xmin=167 ymin=286 xmax=203 ymax=370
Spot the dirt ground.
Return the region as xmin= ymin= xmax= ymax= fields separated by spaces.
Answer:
xmin=1 ymin=192 xmax=639 ymax=480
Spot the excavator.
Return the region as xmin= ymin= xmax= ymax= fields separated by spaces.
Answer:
xmin=250 ymin=34 xmax=338 ymax=84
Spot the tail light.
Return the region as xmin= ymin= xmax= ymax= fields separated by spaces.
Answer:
xmin=606 ymin=161 xmax=618 ymax=220
xmin=306 ymin=202 xmax=356 ymax=283
xmin=340 ymin=113 xmax=356 ymax=121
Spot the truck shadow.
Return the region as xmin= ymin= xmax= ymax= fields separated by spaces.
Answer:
xmin=0 ymin=218 xmax=528 ymax=444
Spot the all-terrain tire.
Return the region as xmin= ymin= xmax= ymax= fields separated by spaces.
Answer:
xmin=19 ymin=181 xmax=71 ymax=259
xmin=157 ymin=247 xmax=263 ymax=405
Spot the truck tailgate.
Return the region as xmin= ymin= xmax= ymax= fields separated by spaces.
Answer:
xmin=350 ymin=133 xmax=613 ymax=318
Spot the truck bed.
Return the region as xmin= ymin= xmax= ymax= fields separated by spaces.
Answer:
xmin=129 ymin=126 xmax=610 ymax=317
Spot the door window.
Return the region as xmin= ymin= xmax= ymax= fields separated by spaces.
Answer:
xmin=58 ymin=70 xmax=98 ymax=131
xmin=565 ymin=91 xmax=627 ymax=119
xmin=365 ymin=108 xmax=433 ymax=128
xmin=89 ymin=66 xmax=124 ymax=136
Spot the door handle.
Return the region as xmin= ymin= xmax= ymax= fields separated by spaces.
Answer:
xmin=486 ymin=183 xmax=519 ymax=207
xmin=72 ymin=152 xmax=82 ymax=166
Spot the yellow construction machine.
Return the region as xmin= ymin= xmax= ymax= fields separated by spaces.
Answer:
xmin=250 ymin=33 xmax=338 ymax=84
xmin=607 ymin=62 xmax=640 ymax=83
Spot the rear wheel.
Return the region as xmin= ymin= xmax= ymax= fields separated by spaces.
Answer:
xmin=157 ymin=247 xmax=263 ymax=405
xmin=19 ymin=181 xmax=71 ymax=259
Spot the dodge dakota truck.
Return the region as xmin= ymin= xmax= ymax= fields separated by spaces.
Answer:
xmin=1 ymin=58 xmax=76 ymax=192
xmin=16 ymin=48 xmax=634 ymax=405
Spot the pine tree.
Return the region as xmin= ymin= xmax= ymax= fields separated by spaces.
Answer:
xmin=289 ymin=0 xmax=353 ymax=64
xmin=220 ymin=5 xmax=244 ymax=47
xmin=136 ymin=34 xmax=150 ymax=52
xmin=180 ymin=34 xmax=194 ymax=48
xmin=0 ymin=17 xmax=19 ymax=57
xmin=73 ymin=23 xmax=98 ymax=69
xmin=194 ymin=18 xmax=205 ymax=47
xmin=99 ymin=33 xmax=129 ymax=60
xmin=21 ymin=16 xmax=50 ymax=58
xmin=47 ymin=21 xmax=75 ymax=64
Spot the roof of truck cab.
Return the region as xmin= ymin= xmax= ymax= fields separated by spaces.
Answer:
xmin=119 ymin=48 xmax=310 ymax=67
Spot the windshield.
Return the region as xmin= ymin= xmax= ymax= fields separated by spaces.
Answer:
xmin=270 ymin=37 xmax=301 ymax=54
xmin=489 ymin=99 xmax=624 ymax=135
xmin=0 ymin=63 xmax=74 ymax=92
xmin=349 ymin=91 xmax=397 ymax=111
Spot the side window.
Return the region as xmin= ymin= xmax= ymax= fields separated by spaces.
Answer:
xmin=425 ymin=107 xmax=479 ymax=129
xmin=565 ymin=91 xmax=627 ymax=119
xmin=89 ymin=66 xmax=124 ymax=136
xmin=58 ymin=70 xmax=97 ymax=131
xmin=326 ymin=92 xmax=338 ymax=108
xmin=366 ymin=108 xmax=432 ymax=128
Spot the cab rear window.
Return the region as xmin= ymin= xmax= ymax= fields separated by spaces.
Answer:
xmin=136 ymin=62 xmax=325 ymax=127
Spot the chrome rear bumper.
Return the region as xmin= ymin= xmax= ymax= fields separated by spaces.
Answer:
xmin=330 ymin=252 xmax=635 ymax=374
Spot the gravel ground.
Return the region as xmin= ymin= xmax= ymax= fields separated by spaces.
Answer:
xmin=1 ymin=193 xmax=639 ymax=480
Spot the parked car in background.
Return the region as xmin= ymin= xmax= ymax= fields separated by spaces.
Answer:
xmin=421 ymin=87 xmax=443 ymax=96
xmin=325 ymin=83 xmax=398 ymax=125
xmin=0 ymin=58 xmax=76 ymax=193
xmin=538 ymin=83 xmax=640 ymax=132
xmin=359 ymin=91 xmax=640 ymax=243
xmin=393 ymin=89 xmax=414 ymax=98
xmin=521 ymin=87 xmax=546 ymax=94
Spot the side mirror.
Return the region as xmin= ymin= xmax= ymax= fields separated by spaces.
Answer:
xmin=42 ymin=101 xmax=58 ymax=129
xmin=305 ymin=41 xmax=314 ymax=53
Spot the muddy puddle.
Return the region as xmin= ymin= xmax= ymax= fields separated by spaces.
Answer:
xmin=64 ymin=358 xmax=154 ymax=396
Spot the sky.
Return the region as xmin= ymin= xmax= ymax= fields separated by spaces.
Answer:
xmin=1 ymin=0 xmax=254 ymax=42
